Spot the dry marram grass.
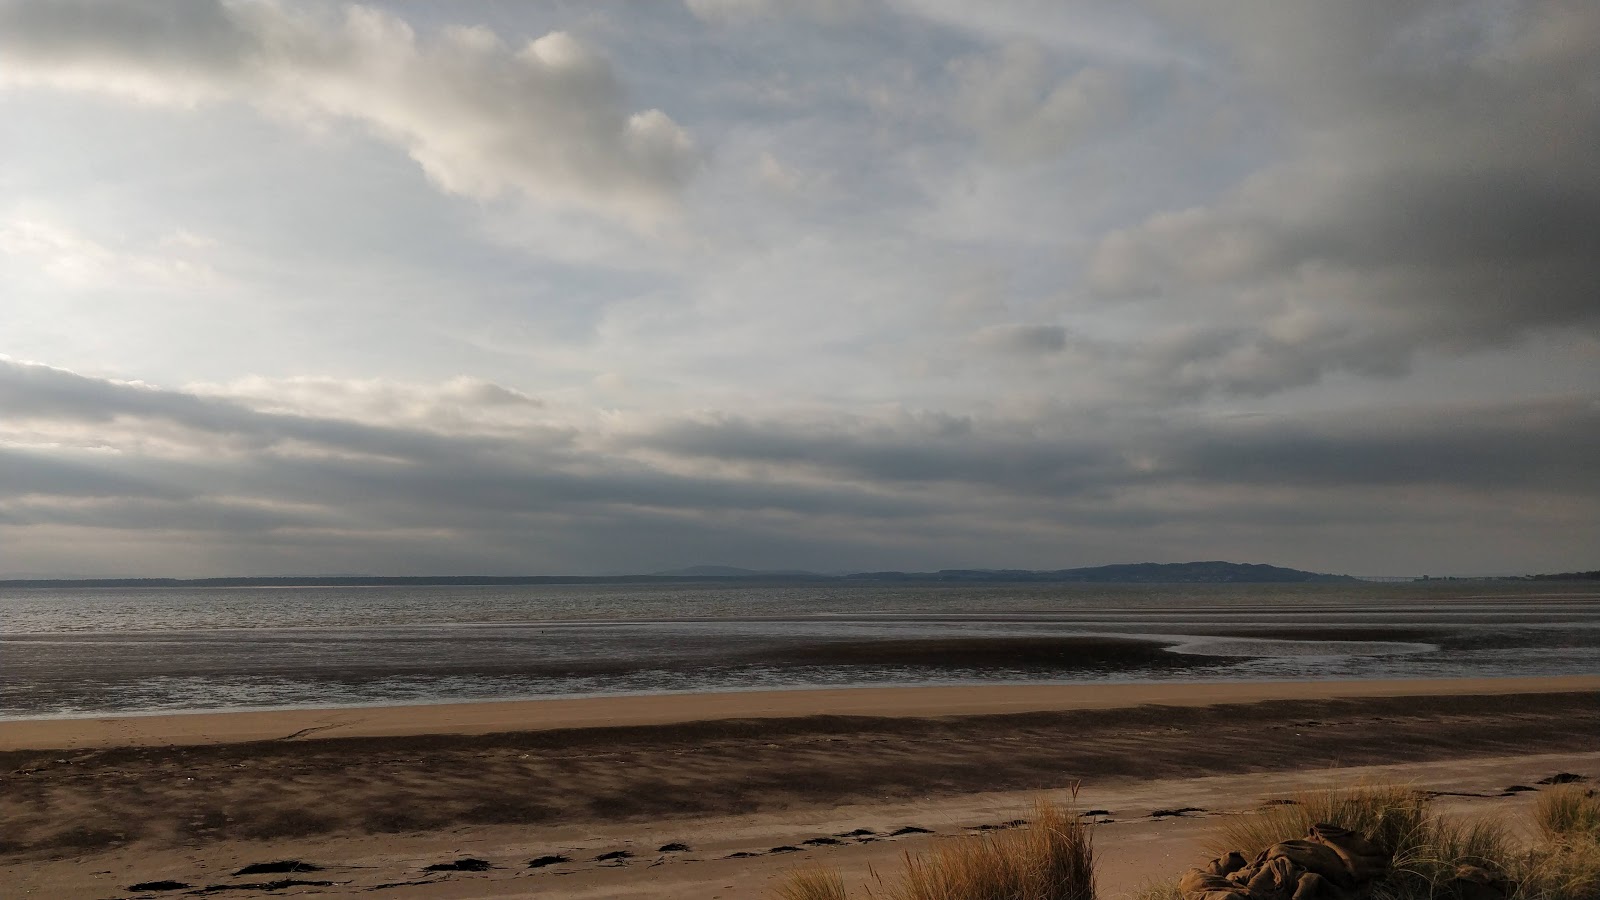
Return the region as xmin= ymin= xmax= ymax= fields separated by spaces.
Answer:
xmin=774 ymin=797 xmax=1094 ymax=900
xmin=1537 ymin=787 xmax=1600 ymax=844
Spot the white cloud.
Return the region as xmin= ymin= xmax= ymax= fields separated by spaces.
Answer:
xmin=0 ymin=219 xmax=220 ymax=289
xmin=0 ymin=1 xmax=698 ymax=225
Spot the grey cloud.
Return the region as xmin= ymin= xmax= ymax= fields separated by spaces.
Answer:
xmin=1086 ymin=0 xmax=1600 ymax=398
xmin=685 ymin=0 xmax=867 ymax=25
xmin=949 ymin=42 xmax=1125 ymax=161
xmin=3 ymin=361 xmax=1597 ymax=575
xmin=973 ymin=323 xmax=1069 ymax=355
xmin=0 ymin=0 xmax=697 ymax=223
xmin=635 ymin=398 xmax=1600 ymax=498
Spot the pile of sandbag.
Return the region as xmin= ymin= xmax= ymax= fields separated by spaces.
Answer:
xmin=1179 ymin=824 xmax=1392 ymax=900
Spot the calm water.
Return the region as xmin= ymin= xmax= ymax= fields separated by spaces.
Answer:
xmin=2 ymin=581 xmax=1596 ymax=719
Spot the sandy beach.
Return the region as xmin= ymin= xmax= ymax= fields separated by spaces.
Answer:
xmin=4 ymin=677 xmax=1598 ymax=899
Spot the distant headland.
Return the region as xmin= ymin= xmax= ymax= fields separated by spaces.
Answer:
xmin=7 ymin=560 xmax=1596 ymax=588
xmin=0 ymin=560 xmax=1367 ymax=587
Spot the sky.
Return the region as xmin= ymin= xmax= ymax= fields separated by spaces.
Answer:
xmin=1 ymin=0 xmax=1597 ymax=578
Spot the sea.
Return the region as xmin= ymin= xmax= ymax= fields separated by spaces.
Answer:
xmin=2 ymin=580 xmax=1597 ymax=720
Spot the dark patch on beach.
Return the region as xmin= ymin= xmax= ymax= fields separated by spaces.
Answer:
xmin=657 ymin=842 xmax=690 ymax=852
xmin=528 ymin=855 xmax=569 ymax=868
xmin=802 ymin=836 xmax=842 ymax=845
xmin=1151 ymin=807 xmax=1205 ymax=818
xmin=1082 ymin=809 xmax=1112 ymax=816
xmin=838 ymin=828 xmax=876 ymax=837
xmin=595 ymin=850 xmax=632 ymax=862
xmin=191 ymin=880 xmax=335 ymax=893
xmin=890 ymin=826 xmax=932 ymax=836
xmin=370 ymin=880 xmax=436 ymax=890
xmin=1538 ymin=773 xmax=1588 ymax=784
xmin=725 ymin=851 xmax=760 ymax=859
xmin=769 ymin=845 xmax=801 ymax=854
xmin=423 ymin=858 xmax=491 ymax=872
xmin=232 ymin=861 xmax=321 ymax=876
xmin=1262 ymin=799 xmax=1299 ymax=806
xmin=1503 ymin=785 xmax=1538 ymax=794
xmin=127 ymin=881 xmax=190 ymax=892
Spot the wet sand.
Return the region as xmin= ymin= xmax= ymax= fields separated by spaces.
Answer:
xmin=3 ymin=678 xmax=1598 ymax=899
xmin=7 ymin=675 xmax=1597 ymax=750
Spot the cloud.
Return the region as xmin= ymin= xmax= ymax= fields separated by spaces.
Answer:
xmin=973 ymin=323 xmax=1068 ymax=355
xmin=1 ymin=359 xmax=1597 ymax=575
xmin=0 ymin=0 xmax=697 ymax=224
xmin=685 ymin=0 xmax=866 ymax=25
xmin=950 ymin=42 xmax=1125 ymax=161
xmin=1083 ymin=0 xmax=1600 ymax=398
xmin=0 ymin=219 xmax=219 ymax=289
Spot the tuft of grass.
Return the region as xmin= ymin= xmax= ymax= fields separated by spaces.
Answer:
xmin=1376 ymin=815 xmax=1516 ymax=900
xmin=771 ymin=796 xmax=1094 ymax=900
xmin=775 ymin=868 xmax=850 ymax=900
xmin=1536 ymin=787 xmax=1600 ymax=845
xmin=882 ymin=798 xmax=1095 ymax=900
xmin=1209 ymin=783 xmax=1430 ymax=861
xmin=1127 ymin=879 xmax=1183 ymax=900
xmin=1518 ymin=840 xmax=1600 ymax=900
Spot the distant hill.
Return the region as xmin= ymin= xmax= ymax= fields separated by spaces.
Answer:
xmin=0 ymin=561 xmax=1353 ymax=588
xmin=648 ymin=565 xmax=825 ymax=578
xmin=1529 ymin=569 xmax=1600 ymax=581
xmin=846 ymin=561 xmax=1355 ymax=584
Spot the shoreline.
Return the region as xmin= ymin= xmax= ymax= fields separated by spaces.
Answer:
xmin=7 ymin=673 xmax=1599 ymax=751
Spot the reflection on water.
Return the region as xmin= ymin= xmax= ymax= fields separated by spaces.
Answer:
xmin=1 ymin=581 xmax=1596 ymax=718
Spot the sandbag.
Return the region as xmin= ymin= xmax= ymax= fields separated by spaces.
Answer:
xmin=1180 ymin=869 xmax=1240 ymax=896
xmin=1262 ymin=839 xmax=1356 ymax=889
xmin=1309 ymin=823 xmax=1391 ymax=883
xmin=1206 ymin=851 xmax=1250 ymax=878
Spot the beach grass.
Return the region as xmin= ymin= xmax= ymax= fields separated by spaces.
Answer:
xmin=1208 ymin=782 xmax=1431 ymax=860
xmin=1206 ymin=783 xmax=1600 ymax=900
xmin=1536 ymin=787 xmax=1600 ymax=844
xmin=780 ymin=783 xmax=1600 ymax=900
xmin=774 ymin=796 xmax=1094 ymax=900
xmin=775 ymin=868 xmax=850 ymax=900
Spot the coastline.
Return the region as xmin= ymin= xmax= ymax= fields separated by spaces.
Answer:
xmin=7 ymin=673 xmax=1599 ymax=751
xmin=6 ymin=677 xmax=1598 ymax=898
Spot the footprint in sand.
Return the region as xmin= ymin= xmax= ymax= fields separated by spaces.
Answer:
xmin=838 ymin=828 xmax=876 ymax=838
xmin=889 ymin=826 xmax=932 ymax=836
xmin=595 ymin=850 xmax=633 ymax=863
xmin=802 ymin=837 xmax=842 ymax=846
xmin=528 ymin=855 xmax=570 ymax=868
xmin=658 ymin=842 xmax=691 ymax=853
